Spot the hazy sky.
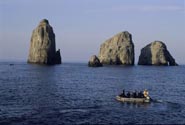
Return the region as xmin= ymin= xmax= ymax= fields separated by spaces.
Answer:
xmin=0 ymin=0 xmax=185 ymax=63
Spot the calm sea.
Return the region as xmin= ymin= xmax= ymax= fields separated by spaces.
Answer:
xmin=0 ymin=62 xmax=185 ymax=124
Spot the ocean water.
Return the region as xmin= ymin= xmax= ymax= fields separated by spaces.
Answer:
xmin=0 ymin=62 xmax=185 ymax=124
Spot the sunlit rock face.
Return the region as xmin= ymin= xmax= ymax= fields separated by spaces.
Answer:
xmin=99 ymin=31 xmax=135 ymax=65
xmin=28 ymin=19 xmax=61 ymax=65
xmin=138 ymin=41 xmax=178 ymax=66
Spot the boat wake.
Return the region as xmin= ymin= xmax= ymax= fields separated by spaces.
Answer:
xmin=151 ymin=98 xmax=183 ymax=111
xmin=151 ymin=98 xmax=163 ymax=103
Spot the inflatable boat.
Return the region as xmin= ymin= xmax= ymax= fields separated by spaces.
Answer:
xmin=116 ymin=95 xmax=150 ymax=103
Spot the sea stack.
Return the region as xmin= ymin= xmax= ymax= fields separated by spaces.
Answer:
xmin=27 ymin=19 xmax=61 ymax=65
xmin=98 ymin=31 xmax=134 ymax=65
xmin=88 ymin=55 xmax=103 ymax=67
xmin=138 ymin=41 xmax=178 ymax=66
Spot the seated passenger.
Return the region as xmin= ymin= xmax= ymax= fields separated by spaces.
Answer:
xmin=133 ymin=91 xmax=137 ymax=98
xmin=138 ymin=91 xmax=144 ymax=98
xmin=122 ymin=89 xmax=126 ymax=97
xmin=143 ymin=89 xmax=149 ymax=98
xmin=119 ymin=89 xmax=126 ymax=97
xmin=126 ymin=92 xmax=131 ymax=98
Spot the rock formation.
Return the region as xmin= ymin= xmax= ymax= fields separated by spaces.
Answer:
xmin=138 ymin=41 xmax=178 ymax=66
xmin=98 ymin=31 xmax=134 ymax=65
xmin=88 ymin=55 xmax=103 ymax=67
xmin=27 ymin=19 xmax=62 ymax=65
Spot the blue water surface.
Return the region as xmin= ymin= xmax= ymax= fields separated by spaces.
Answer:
xmin=0 ymin=62 xmax=185 ymax=124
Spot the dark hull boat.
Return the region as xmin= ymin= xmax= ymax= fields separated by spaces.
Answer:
xmin=116 ymin=96 xmax=150 ymax=103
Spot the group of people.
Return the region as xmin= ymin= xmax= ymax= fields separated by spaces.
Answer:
xmin=119 ymin=89 xmax=149 ymax=99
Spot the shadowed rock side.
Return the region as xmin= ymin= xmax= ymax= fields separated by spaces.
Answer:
xmin=27 ymin=19 xmax=62 ymax=65
xmin=54 ymin=49 xmax=62 ymax=64
xmin=88 ymin=55 xmax=103 ymax=67
xmin=138 ymin=41 xmax=178 ymax=66
xmin=98 ymin=31 xmax=134 ymax=65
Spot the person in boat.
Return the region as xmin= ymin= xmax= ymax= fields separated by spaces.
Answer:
xmin=143 ymin=89 xmax=150 ymax=99
xmin=133 ymin=91 xmax=137 ymax=98
xmin=119 ymin=89 xmax=126 ymax=97
xmin=138 ymin=91 xmax=144 ymax=98
xmin=130 ymin=92 xmax=134 ymax=98
xmin=126 ymin=91 xmax=131 ymax=98
xmin=122 ymin=89 xmax=126 ymax=97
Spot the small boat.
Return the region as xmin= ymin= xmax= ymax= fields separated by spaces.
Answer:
xmin=116 ymin=95 xmax=150 ymax=103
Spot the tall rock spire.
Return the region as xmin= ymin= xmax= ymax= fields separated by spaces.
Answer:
xmin=27 ymin=19 xmax=61 ymax=65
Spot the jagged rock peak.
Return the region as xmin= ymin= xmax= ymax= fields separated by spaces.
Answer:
xmin=98 ymin=31 xmax=135 ymax=65
xmin=39 ymin=19 xmax=49 ymax=25
xmin=138 ymin=41 xmax=178 ymax=66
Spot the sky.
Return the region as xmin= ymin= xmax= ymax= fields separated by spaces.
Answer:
xmin=0 ymin=0 xmax=185 ymax=64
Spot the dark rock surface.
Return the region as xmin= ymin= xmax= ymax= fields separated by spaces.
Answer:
xmin=88 ymin=55 xmax=103 ymax=67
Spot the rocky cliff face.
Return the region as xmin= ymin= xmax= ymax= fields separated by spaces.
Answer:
xmin=138 ymin=41 xmax=177 ymax=66
xmin=27 ymin=19 xmax=61 ymax=65
xmin=88 ymin=55 xmax=102 ymax=67
xmin=98 ymin=31 xmax=134 ymax=65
